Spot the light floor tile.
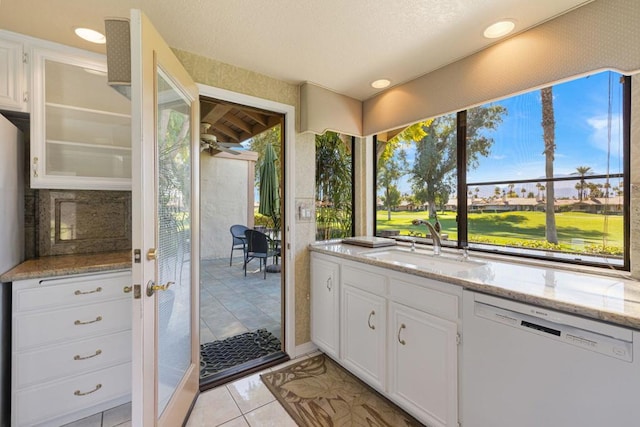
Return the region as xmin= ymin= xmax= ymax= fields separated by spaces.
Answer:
xmin=268 ymin=356 xmax=305 ymax=372
xmin=219 ymin=416 xmax=250 ymax=427
xmin=61 ymin=413 xmax=102 ymax=427
xmin=244 ymin=401 xmax=297 ymax=427
xmin=102 ymin=402 xmax=131 ymax=427
xmin=227 ymin=373 xmax=276 ymax=414
xmin=186 ymin=386 xmax=242 ymax=427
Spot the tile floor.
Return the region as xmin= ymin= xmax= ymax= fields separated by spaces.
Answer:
xmin=185 ymin=353 xmax=320 ymax=427
xmin=61 ymin=402 xmax=132 ymax=427
xmin=200 ymin=257 xmax=282 ymax=345
xmin=65 ymin=352 xmax=321 ymax=427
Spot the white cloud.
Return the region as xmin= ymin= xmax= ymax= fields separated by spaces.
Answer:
xmin=587 ymin=114 xmax=622 ymax=154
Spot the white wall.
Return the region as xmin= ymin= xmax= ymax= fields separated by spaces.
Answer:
xmin=200 ymin=150 xmax=257 ymax=260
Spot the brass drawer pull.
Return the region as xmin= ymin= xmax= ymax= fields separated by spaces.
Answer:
xmin=74 ymin=383 xmax=102 ymax=396
xmin=74 ymin=349 xmax=102 ymax=360
xmin=368 ymin=310 xmax=376 ymax=330
xmin=74 ymin=316 xmax=102 ymax=325
xmin=74 ymin=287 xmax=102 ymax=296
xmin=398 ymin=323 xmax=407 ymax=345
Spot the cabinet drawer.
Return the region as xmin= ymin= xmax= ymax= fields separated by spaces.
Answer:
xmin=14 ymin=272 xmax=130 ymax=312
xmin=14 ymin=362 xmax=131 ymax=427
xmin=15 ymin=299 xmax=131 ymax=350
xmin=15 ymin=330 xmax=131 ymax=388
xmin=342 ymin=263 xmax=386 ymax=295
xmin=389 ymin=276 xmax=459 ymax=321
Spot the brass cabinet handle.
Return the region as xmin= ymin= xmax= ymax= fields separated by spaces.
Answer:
xmin=74 ymin=349 xmax=102 ymax=360
xmin=368 ymin=310 xmax=376 ymax=330
xmin=32 ymin=157 xmax=38 ymax=178
xmin=123 ymin=286 xmax=132 ymax=293
xmin=74 ymin=287 xmax=102 ymax=296
xmin=398 ymin=323 xmax=406 ymax=345
xmin=74 ymin=384 xmax=102 ymax=396
xmin=326 ymin=277 xmax=332 ymax=291
xmin=74 ymin=316 xmax=102 ymax=325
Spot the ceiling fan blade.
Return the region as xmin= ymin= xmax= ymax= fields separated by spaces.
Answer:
xmin=217 ymin=141 xmax=242 ymax=148
xmin=214 ymin=145 xmax=241 ymax=155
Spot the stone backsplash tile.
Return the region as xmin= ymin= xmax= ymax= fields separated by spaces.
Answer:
xmin=37 ymin=190 xmax=132 ymax=256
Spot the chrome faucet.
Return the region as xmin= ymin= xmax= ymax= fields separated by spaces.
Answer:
xmin=411 ymin=219 xmax=441 ymax=255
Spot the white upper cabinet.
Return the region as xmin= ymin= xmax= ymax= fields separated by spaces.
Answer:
xmin=30 ymin=46 xmax=131 ymax=190
xmin=0 ymin=32 xmax=27 ymax=112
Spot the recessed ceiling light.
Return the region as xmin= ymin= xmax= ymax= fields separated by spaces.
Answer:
xmin=371 ymin=79 xmax=391 ymax=89
xmin=74 ymin=27 xmax=106 ymax=44
xmin=483 ymin=20 xmax=515 ymax=39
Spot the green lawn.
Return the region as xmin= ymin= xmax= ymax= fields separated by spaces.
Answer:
xmin=376 ymin=210 xmax=623 ymax=253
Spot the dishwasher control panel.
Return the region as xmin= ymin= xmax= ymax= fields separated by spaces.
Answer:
xmin=475 ymin=301 xmax=633 ymax=362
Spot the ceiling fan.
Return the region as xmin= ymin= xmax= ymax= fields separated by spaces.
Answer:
xmin=200 ymin=122 xmax=242 ymax=155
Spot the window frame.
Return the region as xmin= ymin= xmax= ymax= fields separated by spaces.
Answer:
xmin=374 ymin=74 xmax=631 ymax=270
xmin=315 ymin=132 xmax=356 ymax=240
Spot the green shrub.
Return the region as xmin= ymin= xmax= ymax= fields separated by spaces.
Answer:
xmin=584 ymin=244 xmax=623 ymax=256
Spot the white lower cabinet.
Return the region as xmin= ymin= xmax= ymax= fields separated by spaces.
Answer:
xmin=388 ymin=302 xmax=458 ymax=427
xmin=340 ymin=264 xmax=386 ymax=390
xmin=12 ymin=270 xmax=132 ymax=427
xmin=311 ymin=254 xmax=461 ymax=427
xmin=310 ymin=253 xmax=340 ymax=358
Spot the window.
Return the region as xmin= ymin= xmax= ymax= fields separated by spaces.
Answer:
xmin=316 ymin=132 xmax=354 ymax=240
xmin=375 ymin=71 xmax=629 ymax=269
xmin=376 ymin=114 xmax=458 ymax=241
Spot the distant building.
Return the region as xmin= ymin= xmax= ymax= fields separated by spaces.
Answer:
xmin=444 ymin=196 xmax=623 ymax=214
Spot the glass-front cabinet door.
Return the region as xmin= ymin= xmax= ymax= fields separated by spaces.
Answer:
xmin=30 ymin=46 xmax=131 ymax=190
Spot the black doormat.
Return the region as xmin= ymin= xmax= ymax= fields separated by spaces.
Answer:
xmin=200 ymin=329 xmax=281 ymax=380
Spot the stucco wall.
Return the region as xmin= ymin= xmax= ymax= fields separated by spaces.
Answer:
xmin=293 ymin=133 xmax=317 ymax=346
xmin=173 ymin=48 xmax=315 ymax=348
xmin=172 ymin=49 xmax=298 ymax=115
xmin=200 ymin=152 xmax=257 ymax=261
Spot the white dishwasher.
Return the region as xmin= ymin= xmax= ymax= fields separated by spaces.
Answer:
xmin=461 ymin=290 xmax=640 ymax=427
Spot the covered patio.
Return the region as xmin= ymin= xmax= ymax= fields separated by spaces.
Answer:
xmin=199 ymin=257 xmax=282 ymax=346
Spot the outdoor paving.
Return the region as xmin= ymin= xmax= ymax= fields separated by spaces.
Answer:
xmin=200 ymin=257 xmax=282 ymax=345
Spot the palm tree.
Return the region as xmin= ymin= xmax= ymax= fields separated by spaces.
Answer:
xmin=521 ymin=188 xmax=526 ymax=198
xmin=494 ymin=186 xmax=501 ymax=199
xmin=574 ymin=166 xmax=592 ymax=201
xmin=541 ymin=86 xmax=558 ymax=244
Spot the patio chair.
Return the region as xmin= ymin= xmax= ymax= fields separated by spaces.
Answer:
xmin=244 ymin=229 xmax=278 ymax=279
xmin=229 ymin=225 xmax=249 ymax=266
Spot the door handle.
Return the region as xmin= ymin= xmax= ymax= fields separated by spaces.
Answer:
xmin=146 ymin=280 xmax=174 ymax=297
xmin=147 ymin=248 xmax=157 ymax=260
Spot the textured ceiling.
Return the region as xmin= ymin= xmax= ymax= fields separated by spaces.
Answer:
xmin=0 ymin=0 xmax=592 ymax=100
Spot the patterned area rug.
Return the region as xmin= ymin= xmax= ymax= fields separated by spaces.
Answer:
xmin=261 ymin=353 xmax=424 ymax=426
xmin=200 ymin=329 xmax=281 ymax=380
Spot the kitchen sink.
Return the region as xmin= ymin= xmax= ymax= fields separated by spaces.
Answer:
xmin=361 ymin=247 xmax=486 ymax=274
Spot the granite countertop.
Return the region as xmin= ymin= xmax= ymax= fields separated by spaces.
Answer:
xmin=310 ymin=241 xmax=640 ymax=330
xmin=0 ymin=250 xmax=132 ymax=282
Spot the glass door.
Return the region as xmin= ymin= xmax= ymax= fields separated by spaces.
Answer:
xmin=127 ymin=9 xmax=200 ymax=426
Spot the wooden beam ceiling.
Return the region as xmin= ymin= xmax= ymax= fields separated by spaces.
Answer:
xmin=200 ymin=96 xmax=282 ymax=144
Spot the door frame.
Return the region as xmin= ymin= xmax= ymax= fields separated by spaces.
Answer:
xmin=129 ymin=10 xmax=200 ymax=425
xmin=197 ymin=83 xmax=296 ymax=357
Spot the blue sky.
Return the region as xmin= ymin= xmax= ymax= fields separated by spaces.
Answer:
xmin=392 ymin=70 xmax=624 ymax=198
